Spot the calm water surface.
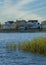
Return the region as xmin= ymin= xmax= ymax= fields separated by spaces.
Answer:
xmin=0 ymin=32 xmax=46 ymax=65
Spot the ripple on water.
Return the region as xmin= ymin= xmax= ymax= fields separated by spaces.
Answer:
xmin=0 ymin=46 xmax=46 ymax=65
xmin=0 ymin=33 xmax=46 ymax=65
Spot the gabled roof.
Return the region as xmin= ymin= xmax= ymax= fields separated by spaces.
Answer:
xmin=16 ymin=20 xmax=26 ymax=23
xmin=28 ymin=20 xmax=38 ymax=22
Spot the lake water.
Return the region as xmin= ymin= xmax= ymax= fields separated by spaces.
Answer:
xmin=0 ymin=32 xmax=46 ymax=65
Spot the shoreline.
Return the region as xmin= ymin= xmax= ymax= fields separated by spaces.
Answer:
xmin=0 ymin=29 xmax=46 ymax=33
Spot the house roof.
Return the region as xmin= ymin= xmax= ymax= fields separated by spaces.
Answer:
xmin=5 ymin=21 xmax=15 ymax=25
xmin=16 ymin=20 xmax=26 ymax=23
xmin=28 ymin=20 xmax=38 ymax=22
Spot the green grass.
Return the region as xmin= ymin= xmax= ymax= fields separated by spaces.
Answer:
xmin=18 ymin=37 xmax=46 ymax=55
xmin=6 ymin=44 xmax=16 ymax=51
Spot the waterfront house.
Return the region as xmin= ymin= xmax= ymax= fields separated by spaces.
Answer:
xmin=5 ymin=21 xmax=15 ymax=29
xmin=16 ymin=20 xmax=27 ymax=30
xmin=27 ymin=20 xmax=40 ymax=29
xmin=41 ymin=21 xmax=46 ymax=30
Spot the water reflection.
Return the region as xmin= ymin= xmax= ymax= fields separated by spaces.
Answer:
xmin=0 ymin=33 xmax=46 ymax=44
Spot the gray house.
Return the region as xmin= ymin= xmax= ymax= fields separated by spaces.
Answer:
xmin=27 ymin=20 xmax=40 ymax=29
xmin=41 ymin=21 xmax=46 ymax=30
xmin=16 ymin=20 xmax=27 ymax=30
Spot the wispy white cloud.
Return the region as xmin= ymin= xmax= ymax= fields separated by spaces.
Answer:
xmin=21 ymin=13 xmax=45 ymax=23
xmin=15 ymin=0 xmax=34 ymax=7
xmin=0 ymin=0 xmax=46 ymax=23
xmin=0 ymin=0 xmax=35 ymax=22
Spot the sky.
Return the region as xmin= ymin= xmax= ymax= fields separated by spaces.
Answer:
xmin=0 ymin=0 xmax=46 ymax=23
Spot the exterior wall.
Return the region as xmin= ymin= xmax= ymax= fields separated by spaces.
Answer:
xmin=41 ymin=24 xmax=46 ymax=30
xmin=12 ymin=24 xmax=17 ymax=29
xmin=16 ymin=20 xmax=26 ymax=30
xmin=5 ymin=21 xmax=15 ymax=29
xmin=27 ymin=20 xmax=40 ymax=29
xmin=41 ymin=21 xmax=46 ymax=30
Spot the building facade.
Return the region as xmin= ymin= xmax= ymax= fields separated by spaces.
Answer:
xmin=41 ymin=21 xmax=46 ymax=30
xmin=27 ymin=20 xmax=40 ymax=29
xmin=5 ymin=21 xmax=17 ymax=29
xmin=16 ymin=20 xmax=27 ymax=30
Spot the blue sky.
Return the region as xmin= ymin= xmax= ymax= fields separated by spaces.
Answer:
xmin=0 ymin=0 xmax=46 ymax=23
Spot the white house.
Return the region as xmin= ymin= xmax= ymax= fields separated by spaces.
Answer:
xmin=27 ymin=20 xmax=40 ymax=29
xmin=16 ymin=20 xmax=26 ymax=30
xmin=5 ymin=21 xmax=15 ymax=29
xmin=41 ymin=21 xmax=46 ymax=30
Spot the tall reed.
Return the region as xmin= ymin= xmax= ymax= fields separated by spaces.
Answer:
xmin=18 ymin=37 xmax=46 ymax=55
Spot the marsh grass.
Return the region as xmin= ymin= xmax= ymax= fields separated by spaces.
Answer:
xmin=18 ymin=37 xmax=46 ymax=55
xmin=6 ymin=44 xmax=16 ymax=51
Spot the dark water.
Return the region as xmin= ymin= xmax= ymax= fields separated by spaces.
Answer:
xmin=0 ymin=33 xmax=46 ymax=65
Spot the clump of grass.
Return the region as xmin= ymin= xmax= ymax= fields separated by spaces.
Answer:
xmin=6 ymin=44 xmax=16 ymax=51
xmin=18 ymin=37 xmax=46 ymax=55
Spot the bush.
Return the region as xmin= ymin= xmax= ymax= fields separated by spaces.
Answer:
xmin=18 ymin=37 xmax=46 ymax=55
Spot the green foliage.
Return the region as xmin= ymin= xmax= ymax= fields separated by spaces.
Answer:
xmin=18 ymin=37 xmax=46 ymax=55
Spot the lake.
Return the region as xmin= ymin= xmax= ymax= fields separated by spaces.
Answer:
xmin=0 ymin=32 xmax=46 ymax=65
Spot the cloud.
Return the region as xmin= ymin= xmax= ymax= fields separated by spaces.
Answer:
xmin=0 ymin=0 xmax=35 ymax=19
xmin=20 ymin=13 xmax=45 ymax=23
xmin=0 ymin=0 xmax=46 ymax=23
xmin=15 ymin=0 xmax=34 ymax=7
